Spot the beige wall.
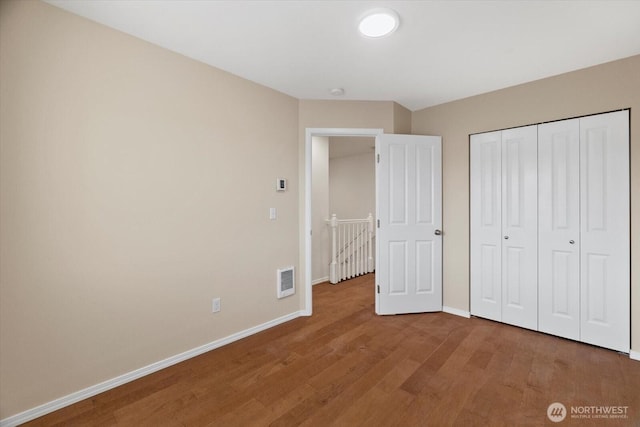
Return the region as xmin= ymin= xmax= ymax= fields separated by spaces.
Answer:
xmin=411 ymin=54 xmax=640 ymax=352
xmin=298 ymin=100 xmax=396 ymax=133
xmin=329 ymin=152 xmax=376 ymax=220
xmin=0 ymin=0 xmax=299 ymax=418
xmin=393 ymin=102 xmax=412 ymax=134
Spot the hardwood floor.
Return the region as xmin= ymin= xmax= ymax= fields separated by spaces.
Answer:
xmin=26 ymin=274 xmax=640 ymax=426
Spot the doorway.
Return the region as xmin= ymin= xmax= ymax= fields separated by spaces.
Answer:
xmin=303 ymin=128 xmax=383 ymax=315
xmin=312 ymin=136 xmax=376 ymax=285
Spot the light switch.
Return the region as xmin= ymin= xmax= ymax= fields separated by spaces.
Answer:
xmin=269 ymin=208 xmax=277 ymax=220
xmin=276 ymin=178 xmax=287 ymax=192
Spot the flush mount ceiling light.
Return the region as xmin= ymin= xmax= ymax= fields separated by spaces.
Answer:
xmin=329 ymin=87 xmax=345 ymax=96
xmin=358 ymin=8 xmax=400 ymax=38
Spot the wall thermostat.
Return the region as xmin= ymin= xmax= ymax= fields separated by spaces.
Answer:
xmin=276 ymin=178 xmax=287 ymax=192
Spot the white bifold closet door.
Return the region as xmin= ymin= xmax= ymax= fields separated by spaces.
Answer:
xmin=538 ymin=110 xmax=630 ymax=352
xmin=470 ymin=125 xmax=538 ymax=330
xmin=470 ymin=131 xmax=502 ymax=322
xmin=538 ymin=119 xmax=581 ymax=340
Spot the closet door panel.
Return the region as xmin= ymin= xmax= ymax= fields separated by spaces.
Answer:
xmin=538 ymin=119 xmax=580 ymax=340
xmin=579 ymin=110 xmax=630 ymax=352
xmin=501 ymin=125 xmax=538 ymax=330
xmin=470 ymin=131 xmax=502 ymax=322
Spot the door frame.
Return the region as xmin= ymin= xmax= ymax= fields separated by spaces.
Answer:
xmin=303 ymin=128 xmax=383 ymax=315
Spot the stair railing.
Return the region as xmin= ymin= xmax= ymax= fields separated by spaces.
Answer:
xmin=327 ymin=213 xmax=375 ymax=284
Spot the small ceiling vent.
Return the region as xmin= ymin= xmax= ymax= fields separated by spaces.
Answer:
xmin=277 ymin=266 xmax=295 ymax=299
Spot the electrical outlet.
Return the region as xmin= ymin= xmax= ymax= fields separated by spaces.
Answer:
xmin=212 ymin=297 xmax=221 ymax=313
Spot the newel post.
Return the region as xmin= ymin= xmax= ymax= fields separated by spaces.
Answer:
xmin=367 ymin=213 xmax=374 ymax=272
xmin=329 ymin=214 xmax=338 ymax=284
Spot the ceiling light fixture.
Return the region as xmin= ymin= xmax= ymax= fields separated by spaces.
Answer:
xmin=329 ymin=88 xmax=345 ymax=96
xmin=358 ymin=8 xmax=400 ymax=38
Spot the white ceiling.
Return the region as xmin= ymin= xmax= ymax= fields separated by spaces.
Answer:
xmin=46 ymin=0 xmax=640 ymax=112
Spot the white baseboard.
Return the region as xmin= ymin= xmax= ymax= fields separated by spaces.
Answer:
xmin=630 ymin=350 xmax=640 ymax=361
xmin=0 ymin=310 xmax=303 ymax=427
xmin=443 ymin=305 xmax=471 ymax=318
xmin=312 ymin=276 xmax=329 ymax=285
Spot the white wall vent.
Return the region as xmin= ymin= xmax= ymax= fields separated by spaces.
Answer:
xmin=277 ymin=266 xmax=295 ymax=299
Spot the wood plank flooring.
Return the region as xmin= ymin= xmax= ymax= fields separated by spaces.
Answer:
xmin=25 ymin=274 xmax=640 ymax=426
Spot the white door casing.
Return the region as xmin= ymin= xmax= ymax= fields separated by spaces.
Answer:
xmin=579 ymin=110 xmax=630 ymax=353
xmin=304 ymin=128 xmax=384 ymax=316
xmin=538 ymin=118 xmax=581 ymax=341
xmin=376 ymin=134 xmax=442 ymax=315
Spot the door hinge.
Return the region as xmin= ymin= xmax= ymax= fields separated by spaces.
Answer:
xmin=377 ymin=219 xmax=380 ymax=228
xmin=377 ymin=153 xmax=380 ymax=163
xmin=377 ymin=285 xmax=380 ymax=294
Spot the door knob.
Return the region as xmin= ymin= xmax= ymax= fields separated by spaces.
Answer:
xmin=569 ymin=240 xmax=575 ymax=244
xmin=434 ymin=229 xmax=442 ymax=236
xmin=504 ymin=236 xmax=509 ymax=240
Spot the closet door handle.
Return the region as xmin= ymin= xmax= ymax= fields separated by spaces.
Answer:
xmin=569 ymin=240 xmax=575 ymax=244
xmin=504 ymin=236 xmax=509 ymax=240
xmin=434 ymin=229 xmax=442 ymax=236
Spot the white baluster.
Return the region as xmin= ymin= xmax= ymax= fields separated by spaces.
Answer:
xmin=346 ymin=223 xmax=350 ymax=279
xmin=356 ymin=223 xmax=360 ymax=276
xmin=354 ymin=222 xmax=358 ymax=277
xmin=361 ymin=223 xmax=364 ymax=275
xmin=341 ymin=223 xmax=345 ymax=281
xmin=367 ymin=213 xmax=374 ymax=273
xmin=358 ymin=222 xmax=362 ymax=276
xmin=338 ymin=222 xmax=343 ymax=281
xmin=349 ymin=222 xmax=353 ymax=278
xmin=361 ymin=220 xmax=364 ymax=275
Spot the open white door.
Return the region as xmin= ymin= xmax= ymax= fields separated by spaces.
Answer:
xmin=376 ymin=134 xmax=442 ymax=315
